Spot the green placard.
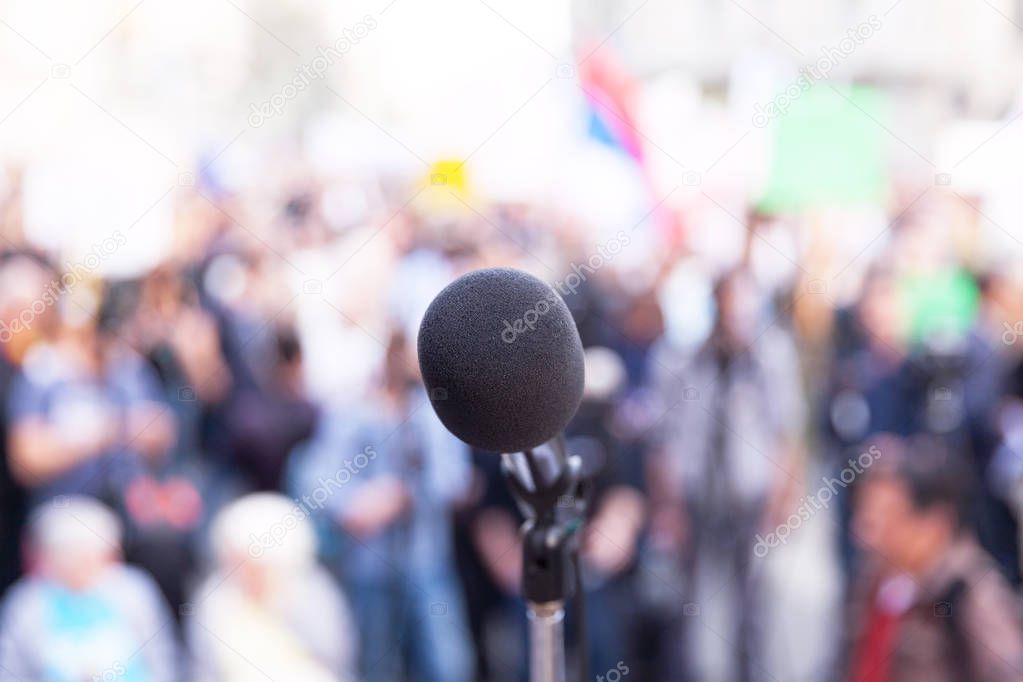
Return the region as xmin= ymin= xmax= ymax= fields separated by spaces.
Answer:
xmin=758 ymin=85 xmax=888 ymax=213
xmin=900 ymin=269 xmax=979 ymax=344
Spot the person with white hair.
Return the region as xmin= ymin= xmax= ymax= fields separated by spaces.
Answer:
xmin=0 ymin=495 xmax=177 ymax=681
xmin=186 ymin=492 xmax=356 ymax=682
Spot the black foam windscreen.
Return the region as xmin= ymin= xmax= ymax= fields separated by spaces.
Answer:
xmin=417 ymin=267 xmax=585 ymax=453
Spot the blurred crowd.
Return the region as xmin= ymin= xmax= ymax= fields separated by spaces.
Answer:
xmin=2 ymin=159 xmax=1023 ymax=682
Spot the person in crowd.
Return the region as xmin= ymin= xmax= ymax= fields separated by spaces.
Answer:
xmin=115 ymin=267 xmax=229 ymax=532
xmin=4 ymin=281 xmax=191 ymax=610
xmin=960 ymin=268 xmax=1023 ymax=585
xmin=198 ymin=248 xmax=318 ymax=492
xmin=569 ymin=346 xmax=647 ymax=676
xmin=288 ymin=328 xmax=475 ymax=682
xmin=186 ymin=492 xmax=356 ymax=681
xmin=0 ymin=495 xmax=177 ymax=681
xmin=821 ymin=261 xmax=926 ymax=580
xmin=822 ymin=263 xmax=917 ymax=451
xmin=454 ymin=445 xmax=524 ymax=682
xmin=5 ymin=283 xmax=177 ymax=506
xmin=0 ymin=252 xmax=59 ymax=597
xmin=843 ymin=433 xmax=1023 ymax=682
xmin=647 ymin=266 xmax=806 ymax=682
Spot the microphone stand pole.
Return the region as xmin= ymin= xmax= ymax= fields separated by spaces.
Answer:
xmin=501 ymin=436 xmax=589 ymax=682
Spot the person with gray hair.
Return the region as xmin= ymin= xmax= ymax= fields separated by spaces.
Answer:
xmin=0 ymin=495 xmax=177 ymax=681
xmin=185 ymin=492 xmax=357 ymax=682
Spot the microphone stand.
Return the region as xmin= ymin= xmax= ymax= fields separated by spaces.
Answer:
xmin=501 ymin=435 xmax=590 ymax=682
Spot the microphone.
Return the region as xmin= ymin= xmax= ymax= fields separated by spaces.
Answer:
xmin=416 ymin=267 xmax=585 ymax=454
xmin=418 ymin=266 xmax=590 ymax=682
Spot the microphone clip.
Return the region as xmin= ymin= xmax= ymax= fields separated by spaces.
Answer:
xmin=501 ymin=434 xmax=591 ymax=605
